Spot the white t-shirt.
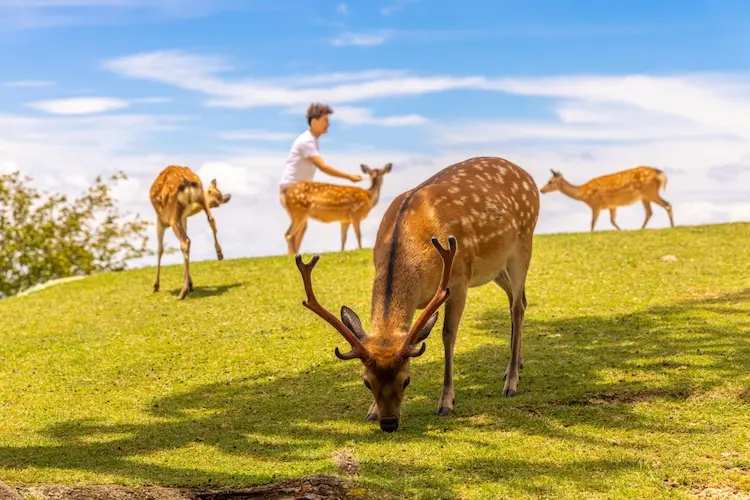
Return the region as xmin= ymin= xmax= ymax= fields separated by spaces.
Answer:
xmin=279 ymin=130 xmax=320 ymax=187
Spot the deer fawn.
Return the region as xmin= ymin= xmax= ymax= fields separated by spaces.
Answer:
xmin=295 ymin=156 xmax=539 ymax=432
xmin=540 ymin=166 xmax=674 ymax=231
xmin=282 ymin=163 xmax=392 ymax=254
xmin=149 ymin=165 xmax=232 ymax=300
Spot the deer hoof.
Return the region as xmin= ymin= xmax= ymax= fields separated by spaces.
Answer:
xmin=177 ymin=290 xmax=188 ymax=300
xmin=153 ymin=284 xmax=159 ymax=292
xmin=436 ymin=407 xmax=453 ymax=416
xmin=364 ymin=413 xmax=378 ymax=422
xmin=502 ymin=388 xmax=517 ymax=397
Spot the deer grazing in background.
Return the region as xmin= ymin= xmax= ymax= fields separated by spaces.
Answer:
xmin=150 ymin=165 xmax=232 ymax=300
xmin=295 ymin=156 xmax=539 ymax=432
xmin=540 ymin=166 xmax=674 ymax=232
xmin=283 ymin=163 xmax=392 ymax=254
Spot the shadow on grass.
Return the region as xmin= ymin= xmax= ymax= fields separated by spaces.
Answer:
xmin=0 ymin=289 xmax=748 ymax=498
xmin=167 ymin=282 xmax=244 ymax=299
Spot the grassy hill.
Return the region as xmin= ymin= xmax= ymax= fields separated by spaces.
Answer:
xmin=1 ymin=223 xmax=749 ymax=500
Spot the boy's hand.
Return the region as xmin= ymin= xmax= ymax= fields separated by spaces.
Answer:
xmin=349 ymin=174 xmax=363 ymax=182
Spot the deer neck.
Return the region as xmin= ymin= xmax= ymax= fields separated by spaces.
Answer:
xmin=368 ymin=260 xmax=419 ymax=342
xmin=558 ymin=179 xmax=584 ymax=201
xmin=367 ymin=176 xmax=383 ymax=208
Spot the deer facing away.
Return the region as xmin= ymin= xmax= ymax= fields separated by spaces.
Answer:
xmin=283 ymin=163 xmax=392 ymax=255
xmin=295 ymin=156 xmax=539 ymax=432
xmin=540 ymin=166 xmax=674 ymax=231
xmin=149 ymin=165 xmax=231 ymax=300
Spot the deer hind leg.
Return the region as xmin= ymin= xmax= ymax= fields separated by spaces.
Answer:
xmin=285 ymin=214 xmax=307 ymax=255
xmin=436 ymin=286 xmax=468 ymax=416
xmin=153 ymin=220 xmax=166 ymax=292
xmin=654 ymin=196 xmax=674 ymax=227
xmin=495 ymin=269 xmax=524 ymax=373
xmin=202 ymin=201 xmax=223 ymax=261
xmin=170 ymin=219 xmax=191 ymax=300
xmin=641 ymin=200 xmax=653 ymax=229
xmin=340 ymin=222 xmax=350 ymax=252
xmin=609 ymin=209 xmax=622 ymax=231
xmin=502 ymin=251 xmax=530 ymax=397
xmin=293 ymin=220 xmax=308 ymax=254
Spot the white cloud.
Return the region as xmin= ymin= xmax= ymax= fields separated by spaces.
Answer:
xmin=132 ymin=97 xmax=172 ymax=104
xmin=381 ymin=0 xmax=419 ymax=15
xmin=26 ymin=97 xmax=131 ymax=115
xmin=336 ymin=3 xmax=348 ymax=13
xmin=5 ymin=80 xmax=57 ymax=88
xmin=331 ymin=31 xmax=389 ymax=47
xmin=218 ymin=130 xmax=297 ymax=142
xmin=334 ymin=106 xmax=427 ymax=126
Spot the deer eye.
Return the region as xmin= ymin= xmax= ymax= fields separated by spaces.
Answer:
xmin=364 ymin=379 xmax=372 ymax=390
xmin=403 ymin=377 xmax=410 ymax=389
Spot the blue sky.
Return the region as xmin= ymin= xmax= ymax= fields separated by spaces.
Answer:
xmin=2 ymin=0 xmax=750 ymax=265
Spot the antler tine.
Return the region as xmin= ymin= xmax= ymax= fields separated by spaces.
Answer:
xmin=400 ymin=235 xmax=458 ymax=358
xmin=295 ymin=254 xmax=369 ymax=361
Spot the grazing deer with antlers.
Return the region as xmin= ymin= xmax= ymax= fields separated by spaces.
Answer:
xmin=540 ymin=166 xmax=674 ymax=231
xmin=150 ymin=165 xmax=232 ymax=300
xmin=295 ymin=156 xmax=539 ymax=432
xmin=283 ymin=163 xmax=392 ymax=254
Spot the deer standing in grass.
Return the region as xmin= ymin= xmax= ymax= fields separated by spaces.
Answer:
xmin=540 ymin=166 xmax=674 ymax=231
xmin=150 ymin=165 xmax=232 ymax=300
xmin=283 ymin=163 xmax=392 ymax=254
xmin=295 ymin=156 xmax=539 ymax=432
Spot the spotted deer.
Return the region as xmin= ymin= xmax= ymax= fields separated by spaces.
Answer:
xmin=282 ymin=163 xmax=392 ymax=254
xmin=295 ymin=156 xmax=539 ymax=432
xmin=540 ymin=166 xmax=674 ymax=231
xmin=149 ymin=165 xmax=232 ymax=300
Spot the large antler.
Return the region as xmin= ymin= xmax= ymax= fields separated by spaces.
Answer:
xmin=400 ymin=235 xmax=458 ymax=359
xmin=295 ymin=254 xmax=370 ymax=361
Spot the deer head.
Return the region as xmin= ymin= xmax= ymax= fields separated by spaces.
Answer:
xmin=206 ymin=178 xmax=232 ymax=208
xmin=540 ymin=169 xmax=564 ymax=193
xmin=295 ymin=235 xmax=457 ymax=432
xmin=360 ymin=162 xmax=392 ymax=184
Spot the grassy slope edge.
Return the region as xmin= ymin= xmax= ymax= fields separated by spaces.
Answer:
xmin=1 ymin=223 xmax=749 ymax=500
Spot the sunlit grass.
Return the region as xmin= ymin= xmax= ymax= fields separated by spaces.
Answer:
xmin=1 ymin=222 xmax=749 ymax=499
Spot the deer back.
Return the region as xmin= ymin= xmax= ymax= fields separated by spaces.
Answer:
xmin=150 ymin=165 xmax=204 ymax=222
xmin=370 ymin=156 xmax=539 ymax=332
xmin=285 ymin=182 xmax=372 ymax=215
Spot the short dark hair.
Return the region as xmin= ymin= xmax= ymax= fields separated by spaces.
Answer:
xmin=306 ymin=102 xmax=333 ymax=125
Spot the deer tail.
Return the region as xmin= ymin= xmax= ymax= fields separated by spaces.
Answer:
xmin=655 ymin=169 xmax=668 ymax=192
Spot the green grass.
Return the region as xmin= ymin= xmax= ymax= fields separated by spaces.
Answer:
xmin=1 ymin=223 xmax=750 ymax=499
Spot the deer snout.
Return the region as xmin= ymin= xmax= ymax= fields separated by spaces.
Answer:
xmin=379 ymin=417 xmax=399 ymax=433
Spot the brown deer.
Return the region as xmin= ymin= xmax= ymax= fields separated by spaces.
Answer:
xmin=149 ymin=165 xmax=232 ymax=300
xmin=540 ymin=166 xmax=674 ymax=231
xmin=282 ymin=163 xmax=392 ymax=254
xmin=295 ymin=156 xmax=539 ymax=432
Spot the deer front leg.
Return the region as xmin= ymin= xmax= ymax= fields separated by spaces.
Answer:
xmin=364 ymin=399 xmax=378 ymax=422
xmin=340 ymin=222 xmax=350 ymax=252
xmin=153 ymin=220 xmax=165 ymax=292
xmin=437 ymin=287 xmax=467 ymax=416
xmin=171 ymin=220 xmax=191 ymax=300
xmin=352 ymin=220 xmax=363 ymax=249
xmin=202 ymin=203 xmax=223 ymax=261
xmin=590 ymin=207 xmax=601 ymax=232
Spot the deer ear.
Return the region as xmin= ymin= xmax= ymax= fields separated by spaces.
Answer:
xmin=211 ymin=178 xmax=217 ymax=187
xmin=415 ymin=311 xmax=439 ymax=343
xmin=341 ymin=306 xmax=367 ymax=341
xmin=360 ymin=164 xmax=371 ymax=174
xmin=222 ymin=193 xmax=232 ymax=203
xmin=383 ymin=162 xmax=393 ymax=173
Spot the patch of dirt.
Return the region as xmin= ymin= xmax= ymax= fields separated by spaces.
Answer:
xmin=8 ymin=476 xmax=365 ymax=500
xmin=329 ymin=450 xmax=360 ymax=476
xmin=692 ymin=486 xmax=750 ymax=499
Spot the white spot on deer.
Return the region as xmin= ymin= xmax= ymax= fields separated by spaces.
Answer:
xmin=448 ymin=186 xmax=460 ymax=194
xmin=522 ymin=181 xmax=530 ymax=191
xmin=455 ymin=199 xmax=465 ymax=206
xmin=514 ymin=200 xmax=520 ymax=210
xmin=460 ymin=216 xmax=472 ymax=227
